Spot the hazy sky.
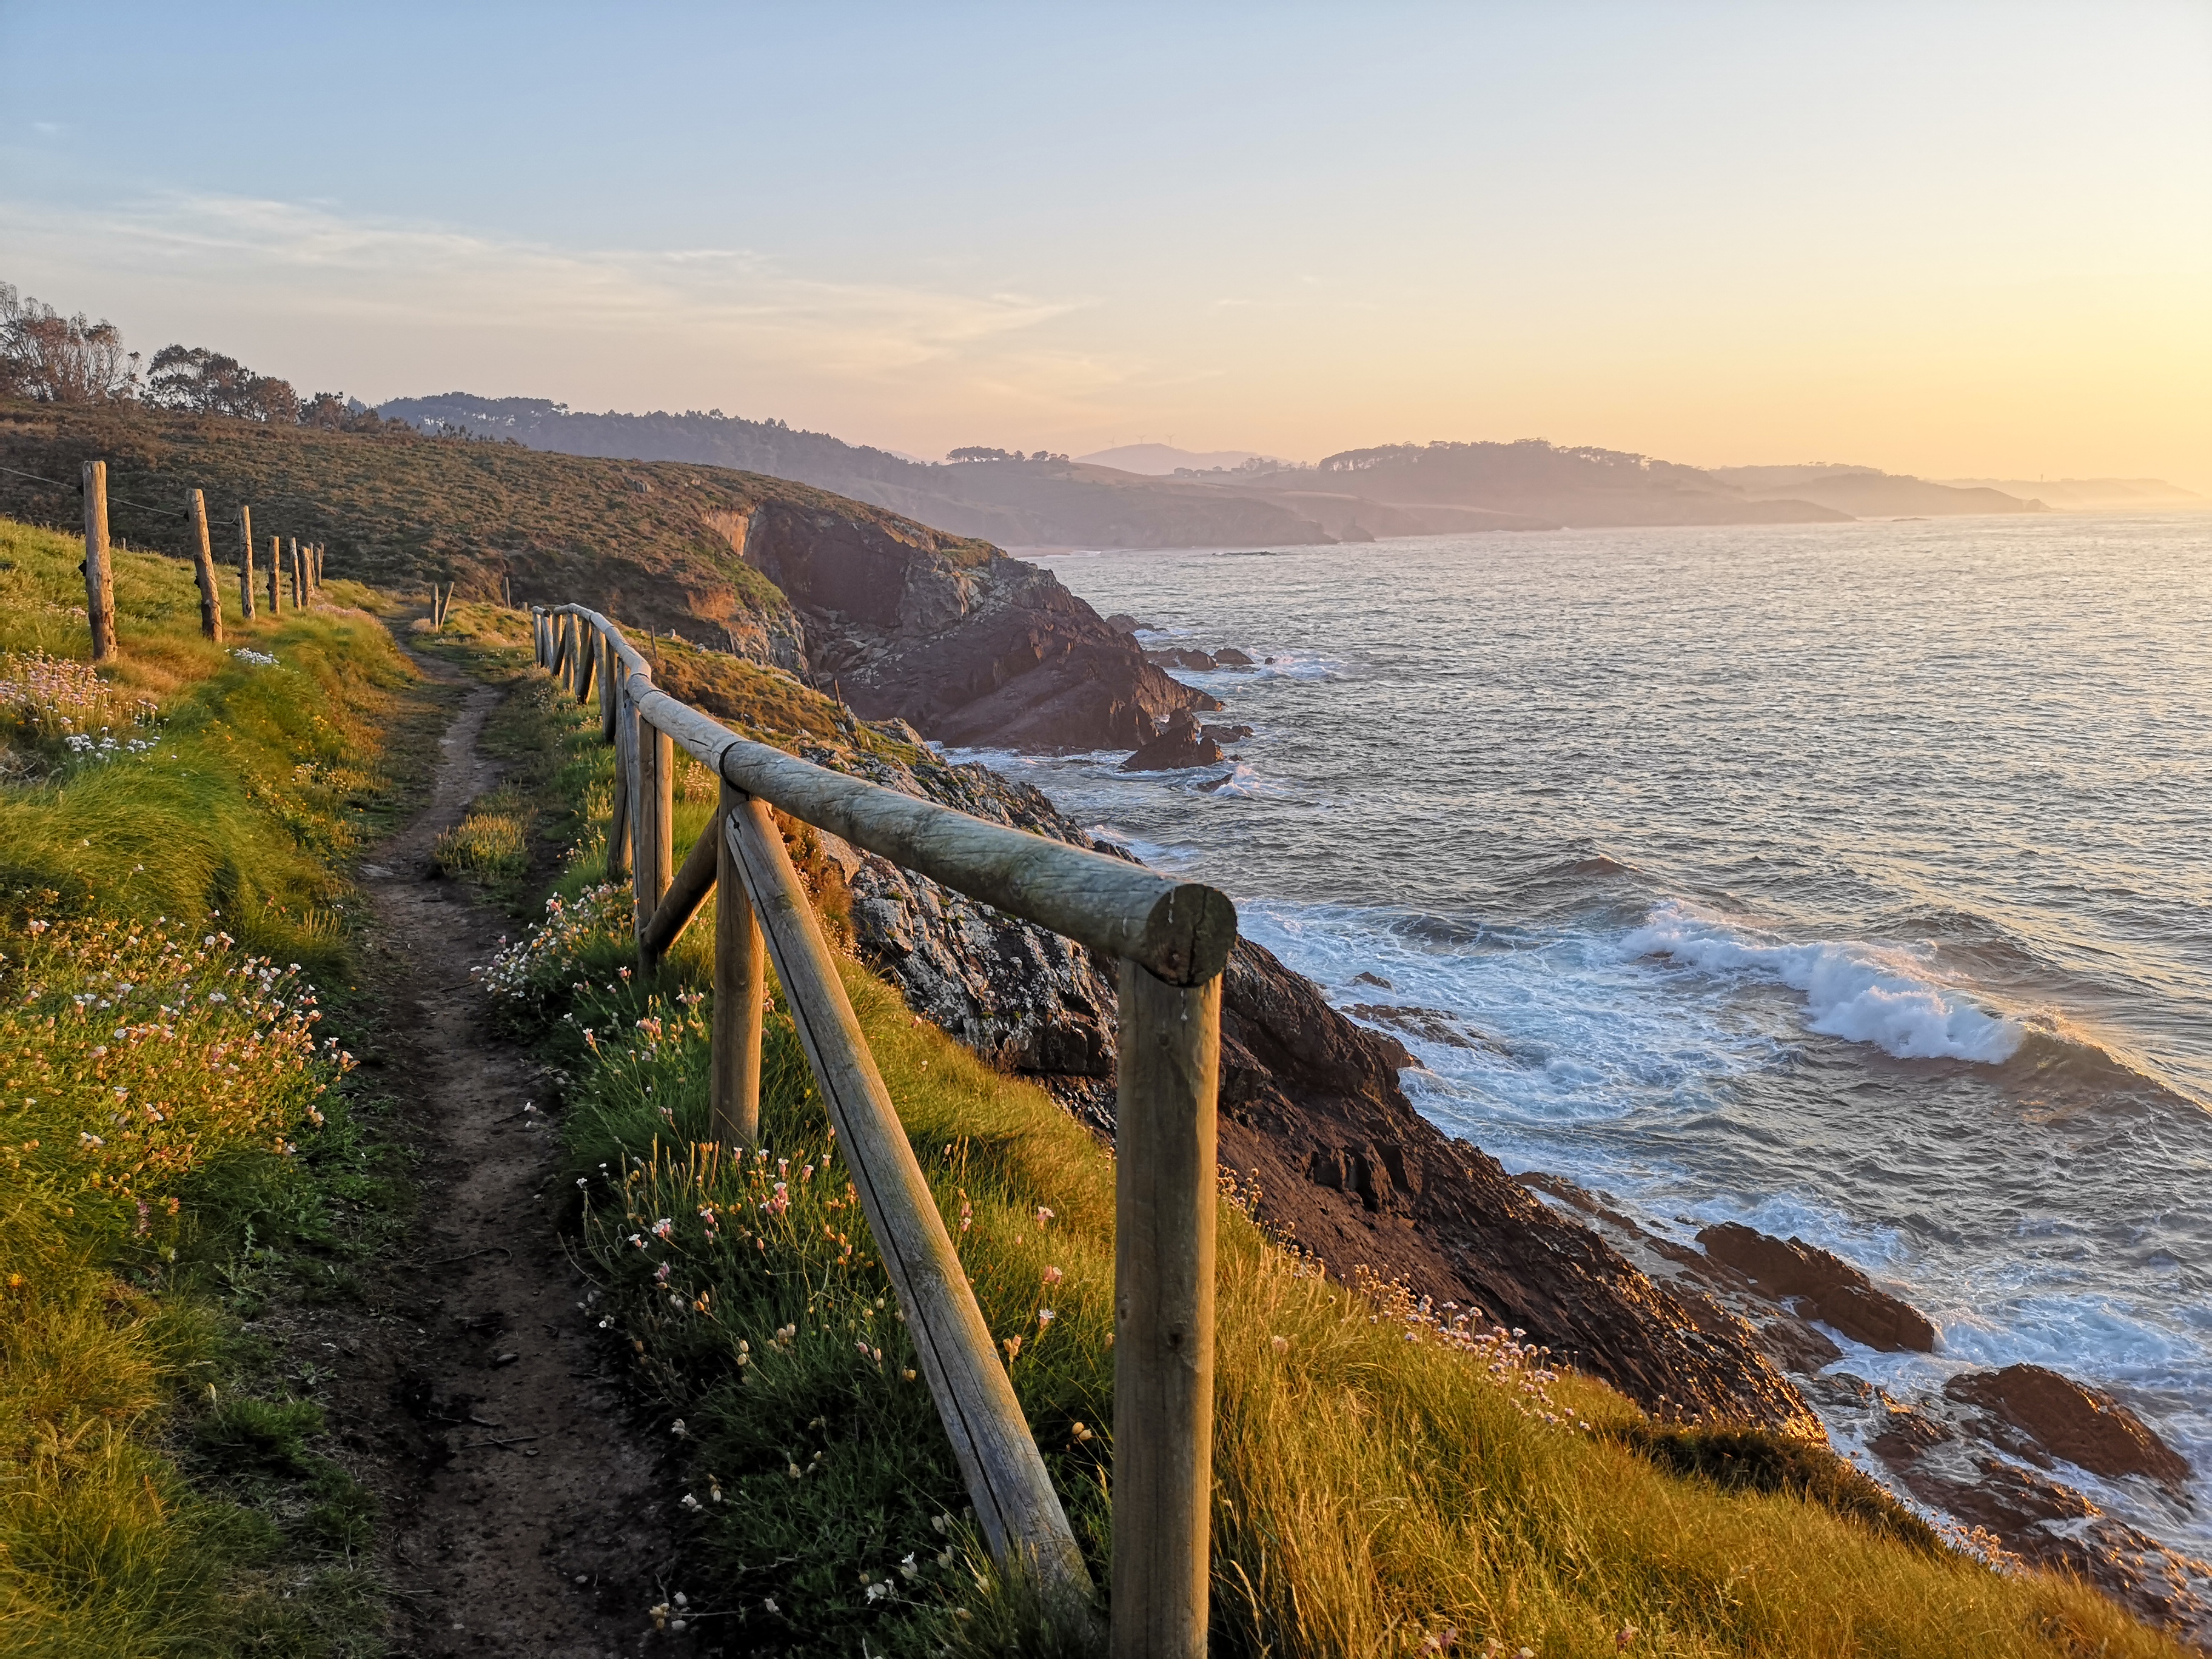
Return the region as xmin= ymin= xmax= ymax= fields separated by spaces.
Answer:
xmin=4 ymin=2 xmax=2208 ymax=486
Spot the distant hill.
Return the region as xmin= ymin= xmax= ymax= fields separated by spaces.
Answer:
xmin=379 ymin=395 xmax=1331 ymax=550
xmin=1074 ymin=443 xmax=1267 ymax=474
xmin=380 ymin=398 xmax=1911 ymax=544
xmin=1228 ymin=440 xmax=1849 ymax=528
xmin=1939 ymin=477 xmax=2203 ymax=512
xmin=1707 ymin=466 xmax=2045 ymax=517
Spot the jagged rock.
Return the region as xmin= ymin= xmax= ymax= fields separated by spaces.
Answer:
xmin=735 ymin=500 xmax=1215 ymax=751
xmin=1945 ymin=1364 xmax=2192 ymax=1489
xmin=1352 ymin=971 xmax=1393 ymax=989
xmin=1200 ymin=723 xmax=1254 ymax=745
xmin=1146 ymin=646 xmax=1221 ymax=672
xmin=1213 ymin=647 xmax=1255 ymax=667
xmin=1121 ymin=711 xmax=1224 ymax=772
xmin=1102 ymin=613 xmax=1147 ymax=634
xmin=1344 ymin=1002 xmax=1490 ymax=1050
xmin=1696 ymin=1222 xmax=1937 ymax=1352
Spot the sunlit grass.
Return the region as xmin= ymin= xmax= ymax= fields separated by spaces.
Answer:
xmin=0 ymin=516 xmax=407 ymax=1655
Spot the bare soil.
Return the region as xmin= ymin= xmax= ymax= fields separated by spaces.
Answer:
xmin=297 ymin=648 xmax=699 ymax=1657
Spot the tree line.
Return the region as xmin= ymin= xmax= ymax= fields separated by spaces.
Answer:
xmin=0 ymin=280 xmax=401 ymax=434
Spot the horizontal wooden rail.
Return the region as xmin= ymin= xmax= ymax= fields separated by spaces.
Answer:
xmin=552 ymin=604 xmax=1235 ymax=987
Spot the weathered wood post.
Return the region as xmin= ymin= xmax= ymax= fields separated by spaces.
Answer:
xmin=1113 ymin=962 xmax=1222 ymax=1659
xmin=238 ymin=505 xmax=257 ymax=621
xmin=712 ymin=779 xmax=765 ymax=1147
xmin=267 ymin=537 xmax=281 ymax=614
xmin=289 ymin=538 xmax=303 ymax=609
xmin=81 ymin=460 xmax=117 ymax=661
xmin=629 ymin=703 xmax=673 ymax=960
xmin=599 ymin=632 xmax=618 ymax=742
xmin=573 ymin=619 xmax=596 ymax=703
xmin=186 ymin=489 xmax=223 ymax=642
xmin=607 ymin=680 xmax=632 ymax=883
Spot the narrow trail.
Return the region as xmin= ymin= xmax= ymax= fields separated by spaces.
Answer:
xmin=347 ymin=650 xmax=691 ymax=1657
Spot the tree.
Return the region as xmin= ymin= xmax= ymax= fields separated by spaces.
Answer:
xmin=146 ymin=344 xmax=299 ymax=423
xmin=0 ymin=283 xmax=140 ymax=403
xmin=947 ymin=445 xmax=1015 ymax=463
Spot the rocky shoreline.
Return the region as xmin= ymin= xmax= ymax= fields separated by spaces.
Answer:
xmin=725 ymin=511 xmax=2207 ymax=1640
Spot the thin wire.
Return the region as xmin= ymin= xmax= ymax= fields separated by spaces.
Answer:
xmin=0 ymin=460 xmax=203 ymax=520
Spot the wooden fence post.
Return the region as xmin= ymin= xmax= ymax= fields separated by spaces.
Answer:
xmin=186 ymin=489 xmax=223 ymax=642
xmin=630 ymin=705 xmax=672 ymax=960
xmin=238 ymin=505 xmax=257 ymax=621
xmin=574 ymin=620 xmax=596 ymax=703
xmin=722 ymin=798 xmax=1093 ymax=1604
xmin=608 ymin=682 xmax=634 ymax=883
xmin=1112 ymin=961 xmax=1222 ymax=1659
xmin=287 ymin=538 xmax=300 ymax=609
xmin=599 ymin=632 xmax=618 ymax=742
xmin=81 ymin=460 xmax=117 ymax=662
xmin=712 ymin=780 xmax=765 ymax=1147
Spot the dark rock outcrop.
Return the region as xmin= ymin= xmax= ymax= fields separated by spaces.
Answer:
xmin=1696 ymin=1222 xmax=1937 ymax=1352
xmin=1146 ymin=647 xmax=1220 ymax=672
xmin=1944 ymin=1365 xmax=2192 ymax=1489
xmin=733 ymin=500 xmax=1216 ymax=751
xmin=1815 ymin=1370 xmax=2212 ymax=1644
xmin=1213 ymin=647 xmax=1255 ymax=668
xmin=1200 ymin=723 xmax=1253 ymax=745
xmin=1121 ymin=712 xmax=1224 ymax=773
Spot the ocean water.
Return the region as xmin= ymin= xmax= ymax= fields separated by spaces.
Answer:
xmin=968 ymin=515 xmax=2212 ymax=1558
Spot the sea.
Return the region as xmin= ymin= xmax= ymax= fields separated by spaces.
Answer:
xmin=960 ymin=514 xmax=2212 ymax=1560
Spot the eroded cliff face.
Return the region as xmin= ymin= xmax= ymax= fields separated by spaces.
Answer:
xmin=722 ymin=501 xmax=1215 ymax=751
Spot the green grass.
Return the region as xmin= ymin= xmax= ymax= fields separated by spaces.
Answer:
xmin=0 ymin=515 xmax=420 ymax=1657
xmin=456 ymin=614 xmax=2188 ymax=1659
xmin=0 ymin=395 xmax=996 ymax=640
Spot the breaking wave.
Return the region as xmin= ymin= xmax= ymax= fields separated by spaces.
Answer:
xmin=1619 ymin=900 xmax=2026 ymax=1064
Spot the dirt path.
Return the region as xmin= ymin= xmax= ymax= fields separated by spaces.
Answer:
xmin=346 ymin=659 xmax=689 ymax=1657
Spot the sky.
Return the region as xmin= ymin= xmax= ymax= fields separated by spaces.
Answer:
xmin=3 ymin=2 xmax=2208 ymax=488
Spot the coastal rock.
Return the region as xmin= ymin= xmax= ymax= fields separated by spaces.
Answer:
xmin=1102 ymin=613 xmax=1147 ymax=635
xmin=1213 ymin=647 xmax=1256 ymax=667
xmin=1944 ymin=1364 xmax=2193 ymax=1489
xmin=1200 ymin=723 xmax=1254 ymax=745
xmin=1695 ymin=1222 xmax=1937 ymax=1352
xmin=1146 ymin=646 xmax=1221 ymax=672
xmin=1210 ymin=945 xmax=1820 ymax=1433
xmin=736 ymin=499 xmax=1215 ymax=751
xmin=1344 ymin=1002 xmax=1491 ymax=1051
xmin=1121 ymin=711 xmax=1225 ymax=772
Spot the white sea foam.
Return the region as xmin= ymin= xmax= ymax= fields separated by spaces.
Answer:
xmin=1618 ymin=900 xmax=2026 ymax=1064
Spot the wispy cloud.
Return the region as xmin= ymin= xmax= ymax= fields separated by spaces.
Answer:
xmin=0 ymin=190 xmax=1089 ymax=387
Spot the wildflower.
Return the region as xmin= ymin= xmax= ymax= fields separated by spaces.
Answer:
xmin=679 ymin=1492 xmax=702 ymax=1511
xmin=900 ymin=1552 xmax=919 ymax=1581
xmin=1035 ymin=1205 xmax=1054 ymax=1227
xmin=1037 ymin=1308 xmax=1055 ymax=1327
xmin=1002 ymin=1335 xmax=1022 ymax=1361
xmin=1272 ymin=1335 xmax=1289 ymax=1354
xmin=1617 ymin=1627 xmax=1640 ymax=1650
xmin=1042 ymin=1265 xmax=1063 ymax=1285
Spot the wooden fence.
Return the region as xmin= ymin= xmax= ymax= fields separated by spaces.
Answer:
xmin=534 ymin=603 xmax=1236 ymax=1655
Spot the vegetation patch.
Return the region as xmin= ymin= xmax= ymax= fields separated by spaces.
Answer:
xmin=0 ymin=515 xmax=420 ymax=1657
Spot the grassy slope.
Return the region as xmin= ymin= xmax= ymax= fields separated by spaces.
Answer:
xmin=0 ymin=518 xmax=426 ymax=1657
xmin=0 ymin=398 xmax=994 ymax=638
xmin=434 ymin=608 xmax=2184 ymax=1659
